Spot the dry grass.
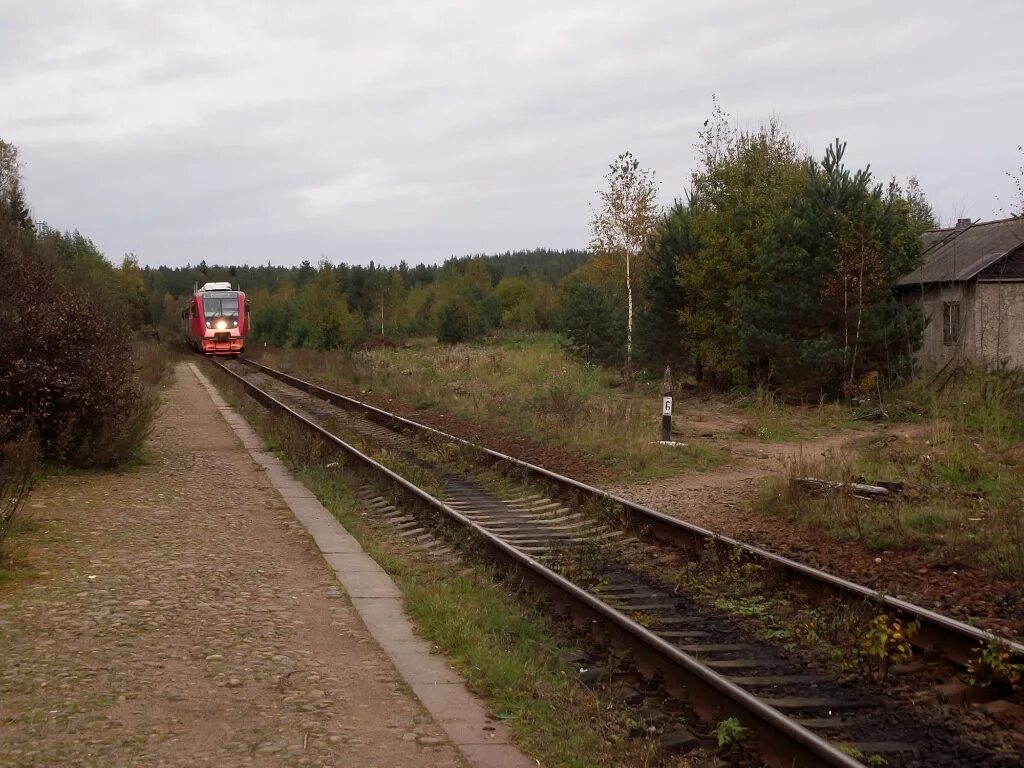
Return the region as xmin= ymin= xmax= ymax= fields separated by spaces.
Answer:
xmin=756 ymin=369 xmax=1024 ymax=575
xmin=256 ymin=334 xmax=729 ymax=480
xmin=732 ymin=384 xmax=855 ymax=442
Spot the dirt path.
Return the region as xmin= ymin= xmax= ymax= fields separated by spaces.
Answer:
xmin=0 ymin=365 xmax=466 ymax=768
xmin=608 ymin=428 xmax=875 ymax=542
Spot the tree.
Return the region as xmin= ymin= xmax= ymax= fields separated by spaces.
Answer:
xmin=437 ymin=300 xmax=470 ymax=344
xmin=734 ymin=139 xmax=924 ymax=397
xmin=556 ymin=278 xmax=627 ymax=366
xmin=379 ymin=269 xmax=407 ymax=337
xmin=590 ymin=151 xmax=659 ymax=368
xmin=4 ymin=180 xmax=31 ymax=229
xmin=0 ymin=140 xmax=31 ymax=229
xmin=680 ymin=102 xmax=807 ymax=387
xmin=119 ymin=252 xmax=149 ymax=327
xmin=902 ymin=176 xmax=938 ymax=232
xmin=635 ymin=201 xmax=699 ymax=370
xmin=295 ymin=260 xmax=358 ymax=350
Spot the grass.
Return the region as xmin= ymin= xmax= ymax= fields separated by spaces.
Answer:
xmin=731 ymin=383 xmax=856 ymax=442
xmin=208 ymin=366 xmax=688 ymax=768
xmin=755 ymin=368 xmax=1024 ymax=576
xmin=256 ymin=334 xmax=737 ymax=480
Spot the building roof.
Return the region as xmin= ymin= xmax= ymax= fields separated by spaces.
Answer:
xmin=898 ymin=216 xmax=1024 ymax=286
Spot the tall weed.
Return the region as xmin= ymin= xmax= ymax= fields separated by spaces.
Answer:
xmin=898 ymin=367 xmax=1024 ymax=441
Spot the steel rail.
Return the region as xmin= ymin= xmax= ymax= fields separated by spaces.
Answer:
xmin=212 ymin=359 xmax=865 ymax=768
xmin=240 ymin=358 xmax=1024 ymax=668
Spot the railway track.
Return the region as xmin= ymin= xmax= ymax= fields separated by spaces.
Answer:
xmin=210 ymin=357 xmax=1024 ymax=768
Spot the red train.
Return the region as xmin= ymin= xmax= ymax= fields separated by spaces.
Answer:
xmin=182 ymin=282 xmax=250 ymax=356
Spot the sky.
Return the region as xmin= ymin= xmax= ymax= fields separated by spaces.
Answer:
xmin=1 ymin=0 xmax=1022 ymax=269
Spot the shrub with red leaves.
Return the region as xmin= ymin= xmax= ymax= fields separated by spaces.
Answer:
xmin=0 ymin=225 xmax=156 ymax=467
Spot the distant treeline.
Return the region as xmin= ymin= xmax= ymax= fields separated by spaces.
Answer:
xmin=141 ymin=249 xmax=589 ymax=348
xmin=136 ymin=104 xmax=938 ymax=399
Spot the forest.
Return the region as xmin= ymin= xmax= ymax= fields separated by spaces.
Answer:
xmin=140 ymin=248 xmax=588 ymax=350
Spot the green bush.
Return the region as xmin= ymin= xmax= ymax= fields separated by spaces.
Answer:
xmin=437 ymin=300 xmax=471 ymax=344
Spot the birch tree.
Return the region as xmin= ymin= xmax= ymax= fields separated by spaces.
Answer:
xmin=590 ymin=152 xmax=658 ymax=368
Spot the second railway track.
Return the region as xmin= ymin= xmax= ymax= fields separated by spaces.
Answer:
xmin=211 ymin=357 xmax=1024 ymax=768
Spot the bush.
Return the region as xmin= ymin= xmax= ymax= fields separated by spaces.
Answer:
xmin=0 ymin=227 xmax=158 ymax=467
xmin=437 ymin=300 xmax=471 ymax=344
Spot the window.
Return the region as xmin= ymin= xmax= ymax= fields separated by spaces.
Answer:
xmin=943 ymin=301 xmax=961 ymax=346
xmin=202 ymin=292 xmax=240 ymax=319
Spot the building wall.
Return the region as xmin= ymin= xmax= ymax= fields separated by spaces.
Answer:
xmin=912 ymin=283 xmax=976 ymax=367
xmin=975 ymin=281 xmax=1024 ymax=366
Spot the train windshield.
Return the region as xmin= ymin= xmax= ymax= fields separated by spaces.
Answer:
xmin=202 ymin=292 xmax=239 ymax=319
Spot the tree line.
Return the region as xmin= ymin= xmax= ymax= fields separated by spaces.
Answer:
xmin=8 ymin=98 xmax=1012 ymax=404
xmin=568 ymin=101 xmax=940 ymax=398
xmin=141 ymin=249 xmax=588 ymax=348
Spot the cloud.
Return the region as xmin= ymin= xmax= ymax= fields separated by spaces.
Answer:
xmin=1 ymin=0 xmax=1022 ymax=266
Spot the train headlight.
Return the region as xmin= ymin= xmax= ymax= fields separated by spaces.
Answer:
xmin=205 ymin=321 xmax=211 ymax=328
xmin=216 ymin=319 xmax=227 ymax=330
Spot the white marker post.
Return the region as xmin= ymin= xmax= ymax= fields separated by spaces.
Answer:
xmin=660 ymin=366 xmax=673 ymax=442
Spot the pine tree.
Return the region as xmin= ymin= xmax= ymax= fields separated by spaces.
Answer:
xmin=5 ymin=179 xmax=32 ymax=229
xmin=735 ymin=140 xmax=924 ymax=397
xmin=635 ymin=202 xmax=698 ymax=370
xmin=556 ymin=279 xmax=627 ymax=366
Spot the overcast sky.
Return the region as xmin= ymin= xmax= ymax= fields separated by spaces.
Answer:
xmin=2 ymin=0 xmax=1022 ymax=268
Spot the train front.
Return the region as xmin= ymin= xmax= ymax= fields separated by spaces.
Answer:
xmin=197 ymin=289 xmax=247 ymax=355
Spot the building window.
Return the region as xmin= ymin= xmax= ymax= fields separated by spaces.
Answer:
xmin=943 ymin=301 xmax=961 ymax=346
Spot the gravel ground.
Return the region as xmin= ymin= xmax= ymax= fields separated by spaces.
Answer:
xmin=0 ymin=363 xmax=466 ymax=768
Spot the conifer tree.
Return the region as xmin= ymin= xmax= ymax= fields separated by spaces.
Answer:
xmin=735 ymin=140 xmax=924 ymax=396
xmin=635 ymin=201 xmax=699 ymax=370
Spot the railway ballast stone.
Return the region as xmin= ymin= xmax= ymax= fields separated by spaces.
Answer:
xmin=0 ymin=363 xmax=465 ymax=768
